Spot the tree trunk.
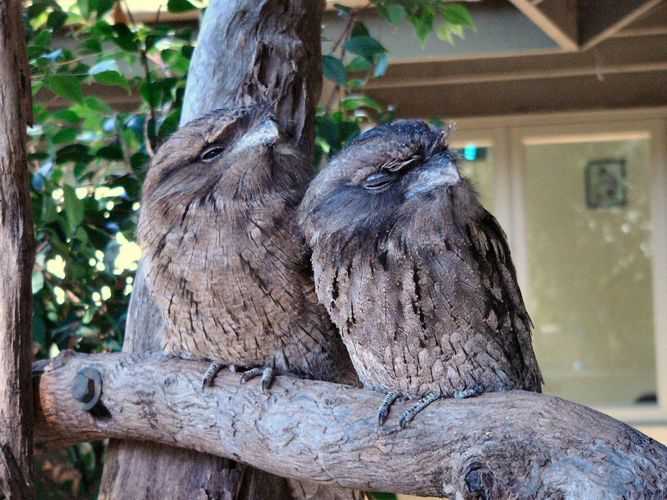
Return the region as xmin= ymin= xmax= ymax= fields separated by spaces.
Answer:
xmin=0 ymin=1 xmax=35 ymax=498
xmin=36 ymin=352 xmax=667 ymax=499
xmin=99 ymin=266 xmax=293 ymax=500
xmin=99 ymin=1 xmax=325 ymax=498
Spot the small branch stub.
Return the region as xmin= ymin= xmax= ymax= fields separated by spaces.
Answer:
xmin=71 ymin=368 xmax=102 ymax=411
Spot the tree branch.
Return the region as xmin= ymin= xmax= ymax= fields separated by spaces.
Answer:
xmin=34 ymin=351 xmax=667 ymax=499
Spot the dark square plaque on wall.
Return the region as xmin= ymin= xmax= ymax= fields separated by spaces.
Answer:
xmin=585 ymin=158 xmax=627 ymax=209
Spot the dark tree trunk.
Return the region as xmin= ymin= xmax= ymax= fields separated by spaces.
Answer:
xmin=0 ymin=1 xmax=35 ymax=498
xmin=99 ymin=1 xmax=325 ymax=498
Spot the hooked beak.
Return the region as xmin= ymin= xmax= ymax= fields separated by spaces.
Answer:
xmin=405 ymin=153 xmax=460 ymax=199
xmin=232 ymin=118 xmax=281 ymax=154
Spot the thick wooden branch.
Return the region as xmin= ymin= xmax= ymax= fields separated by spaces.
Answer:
xmin=35 ymin=351 xmax=667 ymax=499
xmin=0 ymin=0 xmax=35 ymax=498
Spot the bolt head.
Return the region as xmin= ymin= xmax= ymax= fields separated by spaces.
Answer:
xmin=71 ymin=367 xmax=103 ymax=411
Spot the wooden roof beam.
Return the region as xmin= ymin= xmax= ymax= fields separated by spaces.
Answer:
xmin=579 ymin=0 xmax=665 ymax=49
xmin=509 ymin=0 xmax=579 ymax=51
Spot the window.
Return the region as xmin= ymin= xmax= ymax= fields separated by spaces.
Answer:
xmin=453 ymin=113 xmax=667 ymax=422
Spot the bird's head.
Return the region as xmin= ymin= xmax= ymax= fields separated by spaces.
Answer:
xmin=141 ymin=104 xmax=306 ymax=211
xmin=298 ymin=120 xmax=470 ymax=251
xmin=139 ymin=104 xmax=308 ymax=249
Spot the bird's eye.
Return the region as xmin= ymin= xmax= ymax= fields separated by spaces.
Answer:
xmin=200 ymin=146 xmax=225 ymax=162
xmin=363 ymin=171 xmax=396 ymax=191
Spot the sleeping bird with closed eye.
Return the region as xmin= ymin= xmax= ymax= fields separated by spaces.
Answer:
xmin=298 ymin=120 xmax=543 ymax=428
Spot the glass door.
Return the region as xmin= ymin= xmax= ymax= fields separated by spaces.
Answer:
xmin=511 ymin=121 xmax=667 ymax=417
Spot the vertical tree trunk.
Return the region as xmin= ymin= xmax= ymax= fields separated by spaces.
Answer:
xmin=99 ymin=1 xmax=325 ymax=498
xmin=0 ymin=1 xmax=35 ymax=498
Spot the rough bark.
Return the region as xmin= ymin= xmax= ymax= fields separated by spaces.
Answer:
xmin=99 ymin=1 xmax=325 ymax=498
xmin=36 ymin=352 xmax=667 ymax=499
xmin=0 ymin=1 xmax=35 ymax=498
xmin=99 ymin=266 xmax=293 ymax=500
xmin=181 ymin=0 xmax=323 ymax=153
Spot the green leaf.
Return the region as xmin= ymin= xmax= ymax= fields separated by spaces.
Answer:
xmin=110 ymin=23 xmax=138 ymax=51
xmin=80 ymin=96 xmax=112 ymax=113
xmin=89 ymin=59 xmax=119 ymax=74
xmin=77 ymin=0 xmax=92 ymax=19
xmin=41 ymin=195 xmax=58 ymax=223
xmin=436 ymin=24 xmax=454 ymax=44
xmin=96 ymin=143 xmax=124 ymax=161
xmin=316 ymin=115 xmax=340 ymax=147
xmin=47 ymin=10 xmax=68 ymax=31
xmin=322 ymin=55 xmax=347 ymax=85
xmin=32 ymin=299 xmax=46 ymax=345
xmin=383 ymin=4 xmax=406 ymax=26
xmin=351 ymin=21 xmax=369 ymax=38
xmin=56 ymin=144 xmax=93 ymax=164
xmin=158 ymin=109 xmax=180 ymax=139
xmin=33 ymin=29 xmax=53 ymax=48
xmin=63 ymin=184 xmax=85 ymax=230
xmin=344 ymin=36 xmax=386 ymax=57
xmin=140 ymin=81 xmax=161 ymax=108
xmin=441 ymin=4 xmax=475 ymax=29
xmin=346 ymin=56 xmax=373 ymax=73
xmin=93 ymin=70 xmax=130 ymax=90
xmin=408 ymin=8 xmax=434 ymax=44
xmin=167 ymin=0 xmax=197 ymax=13
xmin=95 ymin=0 xmax=116 ymax=17
xmin=43 ymin=75 xmax=83 ymax=103
xmin=373 ymin=53 xmax=389 ymax=78
xmin=52 ymin=128 xmax=78 ymax=144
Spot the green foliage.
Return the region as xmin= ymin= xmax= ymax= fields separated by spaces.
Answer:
xmin=317 ymin=1 xmax=475 ymax=161
xmin=27 ymin=0 xmax=195 ymax=364
xmin=25 ymin=0 xmax=472 ymax=496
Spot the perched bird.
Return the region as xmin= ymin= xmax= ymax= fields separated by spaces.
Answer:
xmin=138 ymin=104 xmax=363 ymax=499
xmin=298 ymin=120 xmax=543 ymax=428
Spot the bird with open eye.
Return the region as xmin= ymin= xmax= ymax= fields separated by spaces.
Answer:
xmin=297 ymin=120 xmax=543 ymax=428
xmin=138 ymin=104 xmax=359 ymax=392
xmin=138 ymin=104 xmax=365 ymax=499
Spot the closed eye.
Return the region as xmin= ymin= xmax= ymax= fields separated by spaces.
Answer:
xmin=200 ymin=146 xmax=225 ymax=162
xmin=363 ymin=171 xmax=396 ymax=192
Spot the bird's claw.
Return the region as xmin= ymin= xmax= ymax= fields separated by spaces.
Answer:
xmin=240 ymin=366 xmax=276 ymax=393
xmin=398 ymin=392 xmax=439 ymax=429
xmin=454 ymin=386 xmax=483 ymax=400
xmin=377 ymin=390 xmax=401 ymax=426
xmin=201 ymin=361 xmax=223 ymax=391
xmin=201 ymin=362 xmax=241 ymax=390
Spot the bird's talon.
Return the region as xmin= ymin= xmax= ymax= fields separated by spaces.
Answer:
xmin=397 ymin=392 xmax=439 ymax=429
xmin=240 ymin=367 xmax=263 ymax=384
xmin=377 ymin=390 xmax=401 ymax=426
xmin=260 ymin=366 xmax=275 ymax=393
xmin=454 ymin=386 xmax=483 ymax=399
xmin=201 ymin=361 xmax=223 ymax=391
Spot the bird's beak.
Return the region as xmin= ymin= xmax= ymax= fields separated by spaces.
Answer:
xmin=232 ymin=118 xmax=281 ymax=153
xmin=405 ymin=153 xmax=460 ymax=199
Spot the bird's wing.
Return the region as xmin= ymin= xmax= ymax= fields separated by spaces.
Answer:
xmin=461 ymin=210 xmax=544 ymax=391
